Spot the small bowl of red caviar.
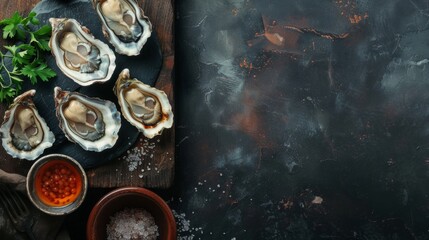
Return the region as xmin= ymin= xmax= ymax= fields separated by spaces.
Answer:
xmin=26 ymin=154 xmax=88 ymax=215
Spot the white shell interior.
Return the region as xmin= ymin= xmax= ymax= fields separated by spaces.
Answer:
xmin=49 ymin=18 xmax=116 ymax=86
xmin=114 ymin=69 xmax=173 ymax=138
xmin=54 ymin=87 xmax=121 ymax=152
xmin=94 ymin=0 xmax=152 ymax=56
xmin=0 ymin=90 xmax=55 ymax=160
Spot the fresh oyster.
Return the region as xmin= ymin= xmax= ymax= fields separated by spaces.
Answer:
xmin=92 ymin=0 xmax=152 ymax=56
xmin=0 ymin=90 xmax=55 ymax=160
xmin=54 ymin=87 xmax=121 ymax=151
xmin=49 ymin=18 xmax=116 ymax=86
xmin=114 ymin=69 xmax=173 ymax=138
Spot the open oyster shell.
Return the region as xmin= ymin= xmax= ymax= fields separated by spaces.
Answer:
xmin=0 ymin=90 xmax=55 ymax=160
xmin=92 ymin=0 xmax=152 ymax=56
xmin=54 ymin=87 xmax=121 ymax=152
xmin=114 ymin=69 xmax=173 ymax=138
xmin=49 ymin=18 xmax=116 ymax=86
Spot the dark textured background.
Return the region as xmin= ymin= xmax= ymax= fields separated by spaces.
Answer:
xmin=1 ymin=0 xmax=429 ymax=239
xmin=170 ymin=0 xmax=429 ymax=239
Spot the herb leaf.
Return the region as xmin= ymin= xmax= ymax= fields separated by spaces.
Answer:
xmin=0 ymin=11 xmax=55 ymax=103
xmin=33 ymin=24 xmax=51 ymax=37
xmin=22 ymin=62 xmax=56 ymax=84
xmin=0 ymin=12 xmax=23 ymax=39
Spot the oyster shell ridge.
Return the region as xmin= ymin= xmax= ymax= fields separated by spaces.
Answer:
xmin=93 ymin=0 xmax=153 ymax=56
xmin=114 ymin=68 xmax=173 ymax=138
xmin=0 ymin=90 xmax=55 ymax=160
xmin=54 ymin=87 xmax=121 ymax=152
xmin=49 ymin=18 xmax=117 ymax=86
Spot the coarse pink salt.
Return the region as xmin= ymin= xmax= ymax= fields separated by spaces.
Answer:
xmin=106 ymin=208 xmax=159 ymax=240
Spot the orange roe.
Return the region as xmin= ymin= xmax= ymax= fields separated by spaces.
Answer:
xmin=34 ymin=160 xmax=82 ymax=207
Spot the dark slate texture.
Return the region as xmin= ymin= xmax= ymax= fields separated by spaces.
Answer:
xmin=171 ymin=0 xmax=429 ymax=239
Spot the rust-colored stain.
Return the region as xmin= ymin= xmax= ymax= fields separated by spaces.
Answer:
xmin=239 ymin=58 xmax=253 ymax=70
xmin=335 ymin=0 xmax=368 ymax=24
xmin=240 ymin=56 xmax=274 ymax=77
xmin=250 ymin=14 xmax=350 ymax=55
xmin=349 ymin=13 xmax=368 ymax=24
xmin=230 ymin=89 xmax=274 ymax=148
xmin=262 ymin=15 xmax=304 ymax=49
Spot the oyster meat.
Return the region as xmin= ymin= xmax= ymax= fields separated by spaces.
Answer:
xmin=114 ymin=69 xmax=173 ymax=138
xmin=92 ymin=0 xmax=152 ymax=56
xmin=49 ymin=18 xmax=116 ymax=86
xmin=54 ymin=87 xmax=121 ymax=152
xmin=0 ymin=90 xmax=55 ymax=160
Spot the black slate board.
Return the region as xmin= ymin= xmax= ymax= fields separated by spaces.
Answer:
xmin=24 ymin=0 xmax=163 ymax=168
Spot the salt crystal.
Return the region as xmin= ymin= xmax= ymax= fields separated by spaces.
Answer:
xmin=122 ymin=138 xmax=160 ymax=172
xmin=106 ymin=208 xmax=159 ymax=240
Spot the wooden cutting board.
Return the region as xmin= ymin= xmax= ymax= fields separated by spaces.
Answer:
xmin=0 ymin=0 xmax=175 ymax=188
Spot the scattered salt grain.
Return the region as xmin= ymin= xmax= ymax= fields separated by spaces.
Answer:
xmin=106 ymin=208 xmax=159 ymax=240
xmin=122 ymin=138 xmax=158 ymax=172
xmin=173 ymin=210 xmax=204 ymax=240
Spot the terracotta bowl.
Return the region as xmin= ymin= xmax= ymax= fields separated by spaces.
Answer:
xmin=87 ymin=187 xmax=176 ymax=240
xmin=26 ymin=154 xmax=88 ymax=215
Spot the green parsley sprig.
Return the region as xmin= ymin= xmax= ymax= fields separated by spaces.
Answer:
xmin=0 ymin=11 xmax=56 ymax=103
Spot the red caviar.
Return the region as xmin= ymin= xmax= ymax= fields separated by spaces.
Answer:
xmin=34 ymin=160 xmax=82 ymax=207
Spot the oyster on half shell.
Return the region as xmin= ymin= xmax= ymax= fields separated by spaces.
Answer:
xmin=54 ymin=87 xmax=121 ymax=152
xmin=0 ymin=90 xmax=55 ymax=160
xmin=49 ymin=18 xmax=116 ymax=86
xmin=92 ymin=0 xmax=152 ymax=56
xmin=114 ymin=69 xmax=173 ymax=138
